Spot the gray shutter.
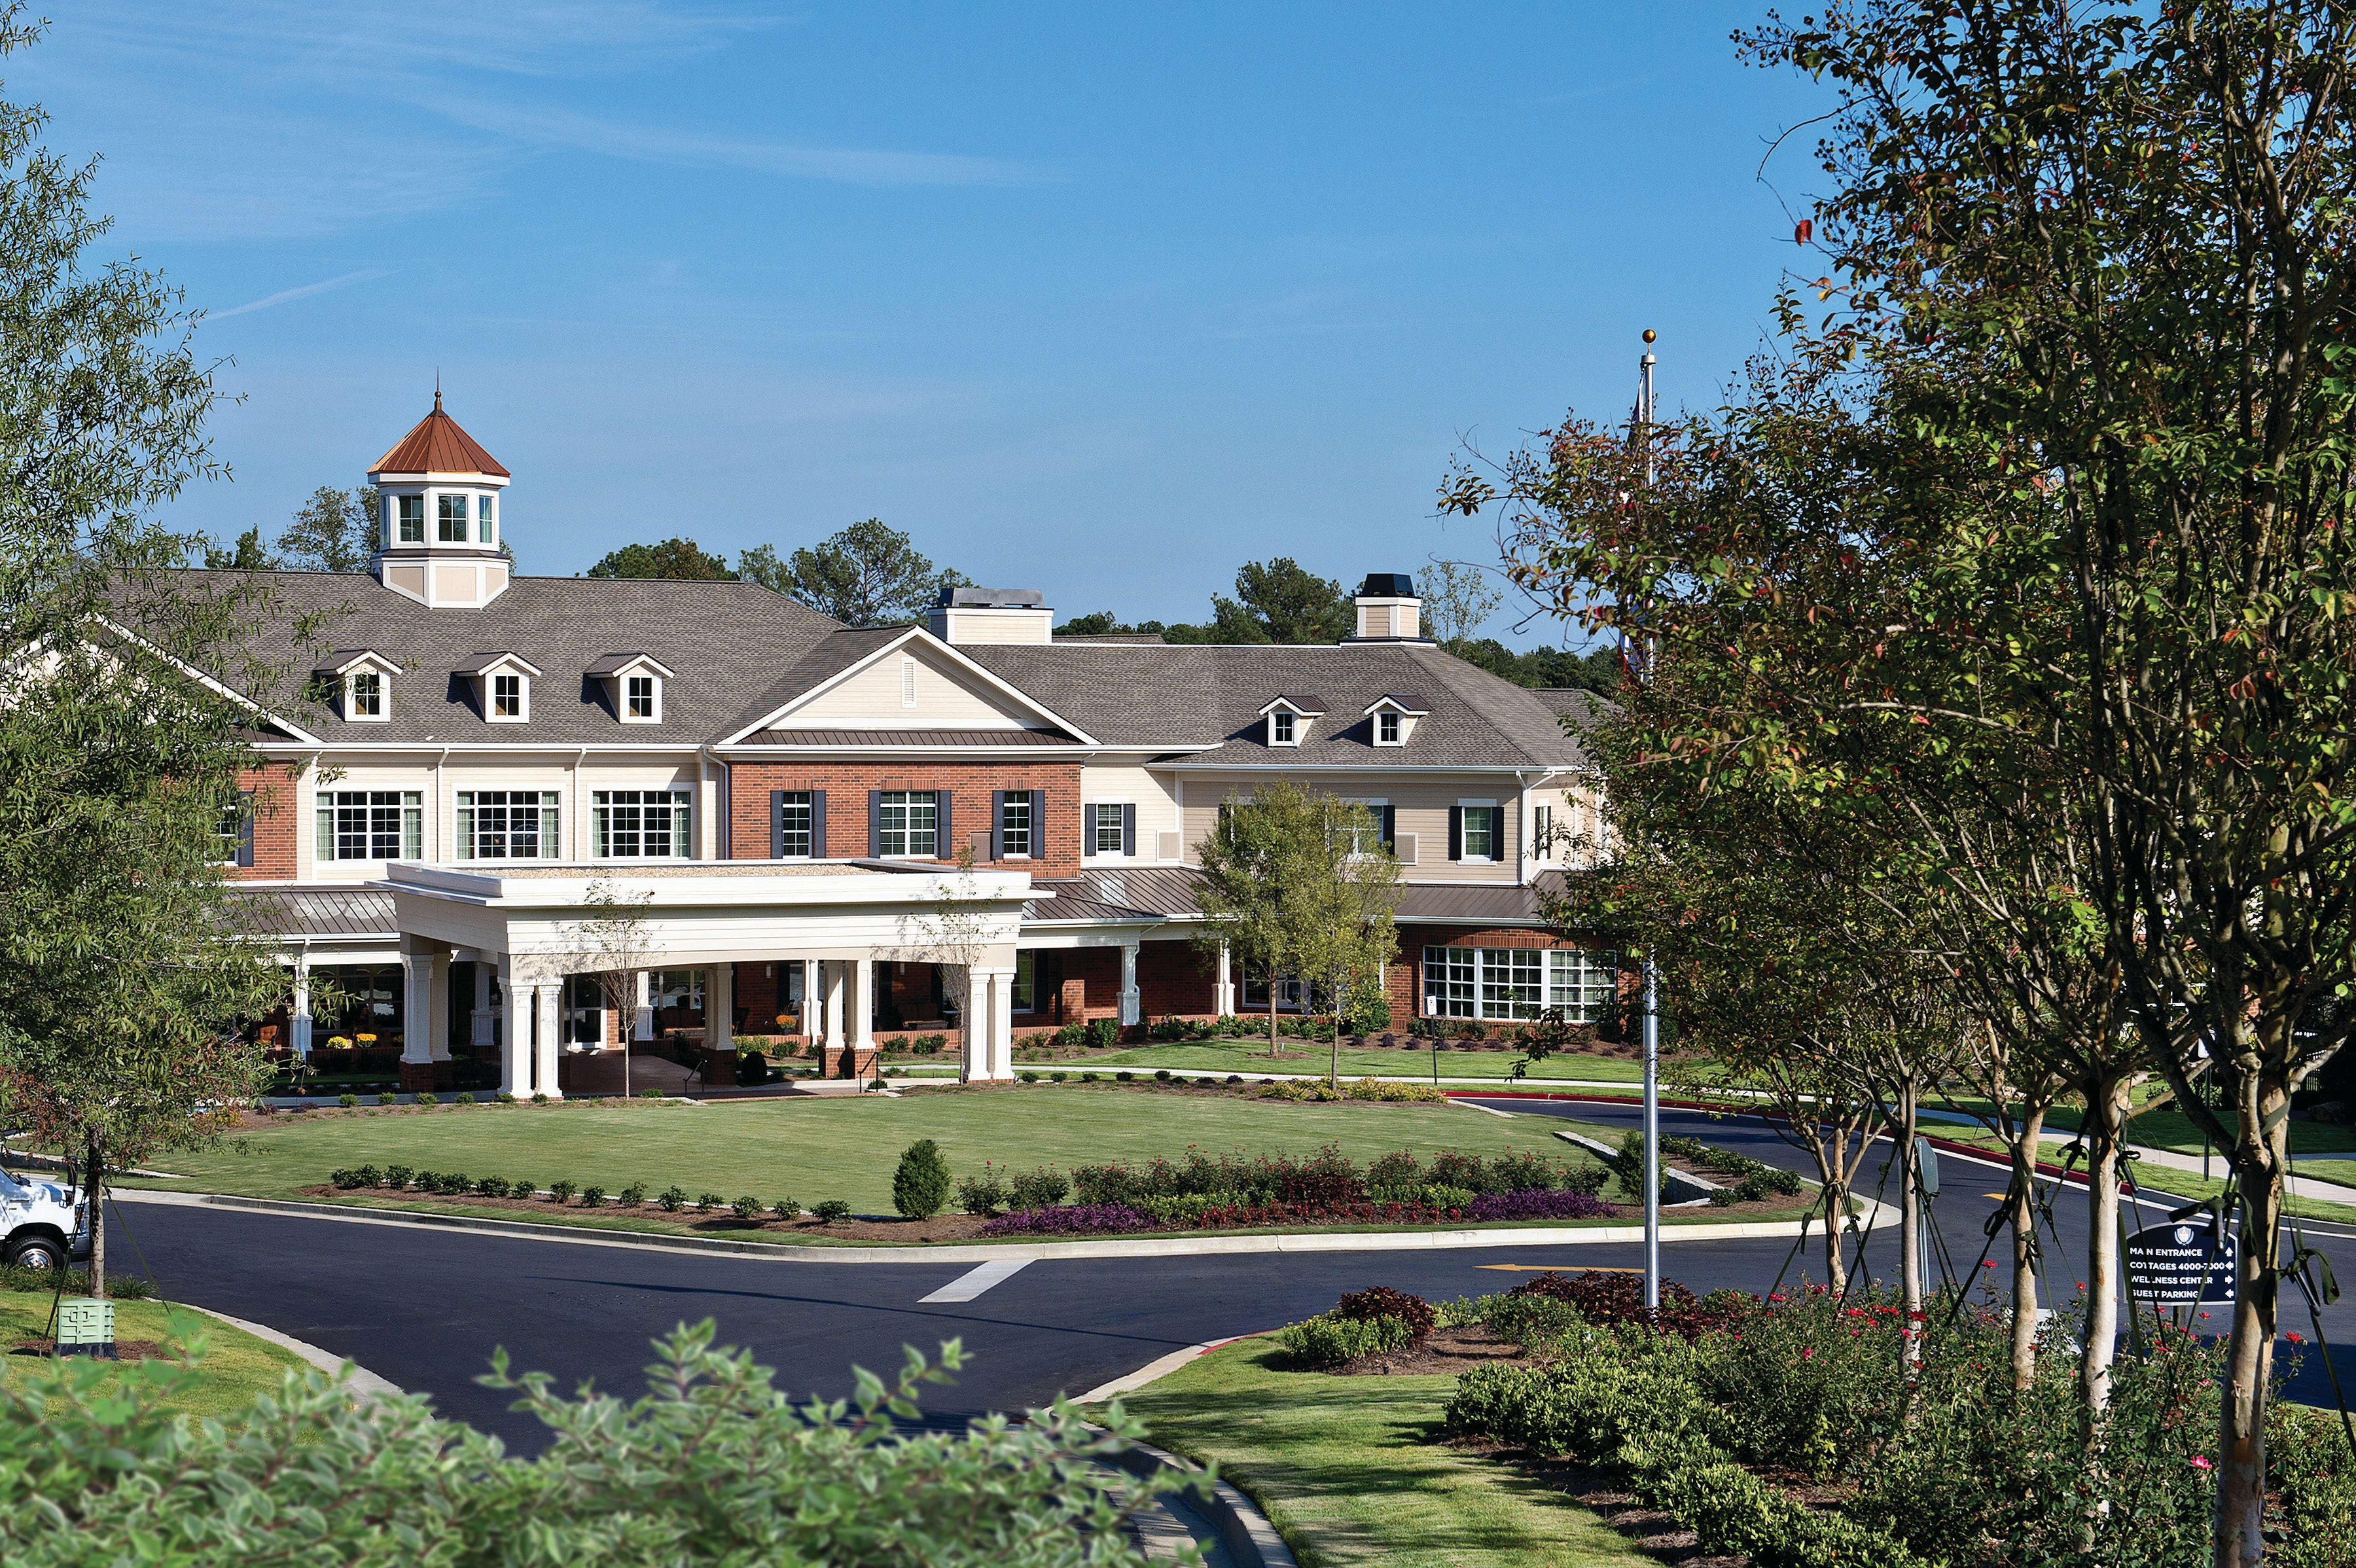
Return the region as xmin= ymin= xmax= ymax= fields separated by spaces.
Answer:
xmin=810 ymin=789 xmax=827 ymax=859
xmin=991 ymin=790 xmax=1007 ymax=860
xmin=1030 ymin=790 xmax=1045 ymax=860
xmin=1448 ymin=806 xmax=1463 ymax=861
xmin=1491 ymin=806 xmax=1507 ymax=859
xmin=771 ymin=791 xmax=785 ymax=858
xmin=1120 ymin=802 xmax=1136 ymax=856
xmin=1381 ymin=805 xmax=1396 ymax=853
xmin=936 ymin=790 xmax=954 ymax=859
xmin=237 ymin=791 xmax=255 ymax=868
xmin=868 ymin=791 xmax=882 ymax=857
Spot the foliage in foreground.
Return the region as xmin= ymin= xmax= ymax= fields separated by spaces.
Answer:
xmin=0 ymin=1321 xmax=1178 ymax=1567
xmin=1444 ymin=1283 xmax=2356 ymax=1568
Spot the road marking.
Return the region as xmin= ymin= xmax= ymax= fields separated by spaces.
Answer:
xmin=920 ymin=1258 xmax=1031 ymax=1302
xmin=1476 ymin=1263 xmax=1642 ymax=1274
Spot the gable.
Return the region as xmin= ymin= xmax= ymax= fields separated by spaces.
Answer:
xmin=778 ymin=639 xmax=1046 ymax=731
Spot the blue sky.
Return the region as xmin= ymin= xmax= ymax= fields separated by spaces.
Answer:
xmin=23 ymin=3 xmax=1825 ymax=645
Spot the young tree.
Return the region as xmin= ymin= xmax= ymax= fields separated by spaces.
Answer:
xmin=277 ymin=484 xmax=376 ymax=572
xmin=1193 ymin=785 xmax=1314 ymax=1054
xmin=556 ymin=878 xmax=655 ymax=1097
xmin=907 ymin=849 xmax=998 ymax=1082
xmin=741 ymin=520 xmax=969 ymax=626
xmin=586 ymin=537 xmax=737 ymax=581
xmin=1418 ymin=558 xmax=1503 ymax=656
xmin=1289 ymin=795 xmax=1403 ymax=1082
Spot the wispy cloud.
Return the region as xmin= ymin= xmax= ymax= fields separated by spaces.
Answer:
xmin=210 ymin=268 xmax=396 ymax=320
xmin=431 ymin=99 xmax=1050 ymax=188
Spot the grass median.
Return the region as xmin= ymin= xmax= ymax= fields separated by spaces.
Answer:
xmin=0 ymin=1289 xmax=317 ymax=1417
xmin=1094 ymin=1333 xmax=1651 ymax=1568
xmin=1075 ymin=1041 xmax=1649 ymax=1083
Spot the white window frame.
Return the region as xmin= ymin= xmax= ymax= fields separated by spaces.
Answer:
xmin=1089 ymin=802 xmax=1126 ymax=857
xmin=1424 ymin=946 xmax=1613 ymax=1022
xmin=775 ymin=790 xmax=814 ymax=859
xmin=489 ymin=671 xmax=529 ymax=722
xmin=1458 ymin=798 xmax=1498 ymax=863
xmin=878 ymin=789 xmax=938 ymax=859
xmin=623 ymin=673 xmax=661 ymax=723
xmin=1269 ymin=709 xmax=1299 ymax=746
xmin=437 ymin=492 xmax=471 ymax=543
xmin=346 ymin=669 xmax=388 ymax=722
xmin=1376 ymin=709 xmax=1402 ymax=745
xmin=1000 ymin=793 xmax=1033 ymax=859
xmin=475 ymin=493 xmax=496 ymax=545
xmin=455 ymin=790 xmax=562 ymax=860
xmin=395 ymin=494 xmax=424 ymax=544
xmin=593 ymin=789 xmax=694 ymax=859
xmin=317 ymin=790 xmax=423 ymax=862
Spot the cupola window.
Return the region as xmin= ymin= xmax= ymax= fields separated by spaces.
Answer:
xmin=438 ymin=494 xmax=469 ymax=543
xmin=397 ymin=495 xmax=424 ymax=543
xmin=476 ymin=494 xmax=495 ymax=543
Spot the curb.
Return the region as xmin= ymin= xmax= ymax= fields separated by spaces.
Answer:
xmin=1106 ymin=1434 xmax=1299 ymax=1568
xmin=173 ymin=1302 xmax=404 ymax=1403
xmin=111 ymin=1188 xmax=1838 ymax=1263
xmin=1075 ymin=1335 xmax=1254 ymax=1405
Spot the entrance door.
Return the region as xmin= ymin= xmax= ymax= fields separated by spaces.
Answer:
xmin=562 ymin=974 xmax=604 ymax=1047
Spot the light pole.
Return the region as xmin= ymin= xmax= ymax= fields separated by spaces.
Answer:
xmin=1636 ymin=330 xmax=1662 ymax=1313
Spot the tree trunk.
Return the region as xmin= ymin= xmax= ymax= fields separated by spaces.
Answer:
xmin=2006 ymin=1104 xmax=2047 ymax=1391
xmin=1821 ymin=1174 xmax=1849 ymax=1295
xmin=2213 ymin=1072 xmax=2289 ymax=1568
xmin=1897 ymin=1089 xmax=1922 ymax=1374
xmin=84 ymin=1131 xmax=105 ymax=1302
xmin=2079 ymin=1071 xmax=2135 ymax=1424
xmin=1268 ymin=974 xmax=1279 ymax=1056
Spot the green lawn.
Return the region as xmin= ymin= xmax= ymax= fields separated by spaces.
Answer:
xmin=122 ymin=1089 xmax=1615 ymax=1217
xmin=1096 ymin=1334 xmax=1652 ymax=1568
xmin=0 ymin=1289 xmax=314 ymax=1418
xmin=1076 ymin=1041 xmax=1647 ymax=1084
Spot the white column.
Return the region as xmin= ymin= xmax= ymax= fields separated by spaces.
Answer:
xmin=426 ymin=952 xmax=452 ymax=1063
xmin=1118 ymin=940 xmax=1142 ymax=1027
xmin=707 ymin=963 xmax=734 ymax=1052
xmin=499 ymin=957 xmax=529 ymax=1096
xmin=291 ymin=954 xmax=313 ymax=1058
xmin=853 ymin=957 xmax=875 ymax=1052
xmin=1213 ymin=942 xmax=1234 ymax=1018
xmin=399 ymin=949 xmax=432 ymax=1067
xmin=988 ymin=967 xmax=1016 ymax=1079
xmin=959 ymin=965 xmax=991 ymax=1081
xmin=533 ymin=978 xmax=564 ymax=1098
xmin=633 ymin=969 xmax=654 ymax=1041
xmin=824 ymin=961 xmax=846 ymax=1050
xmin=471 ymin=961 xmax=494 ymax=1048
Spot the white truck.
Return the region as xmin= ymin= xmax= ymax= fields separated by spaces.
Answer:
xmin=0 ymin=1165 xmax=88 ymax=1270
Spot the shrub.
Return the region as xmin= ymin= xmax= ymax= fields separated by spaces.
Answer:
xmin=329 ymin=1168 xmax=363 ymax=1189
xmin=338 ymin=1093 xmax=359 ymax=1109
xmin=619 ymin=1182 xmax=648 ymax=1206
xmin=1560 ymin=1162 xmax=1608 ymax=1196
xmin=640 ymin=1089 xmax=664 ymax=1099
xmin=383 ymin=1165 xmax=416 ymax=1191
xmin=546 ymin=1179 xmax=577 ymax=1203
xmin=531 ymin=1092 xmax=548 ymax=1105
xmin=1427 ymin=1150 xmax=1488 ymax=1192
xmin=1485 ymin=1291 xmax=1583 ymax=1347
xmin=1367 ymin=1150 xmax=1423 ymax=1190
xmin=1279 ymin=1311 xmax=1414 ymax=1368
xmin=1152 ymin=1068 xmax=1171 ymax=1082
xmin=1008 ymin=1167 xmax=1070 ymax=1210
xmin=454 ymin=1092 xmax=476 ymax=1105
xmin=695 ymin=1192 xmax=722 ymax=1214
xmin=1050 ymin=1071 xmax=1068 ymax=1083
xmin=730 ymin=1195 xmax=762 ymax=1221
xmin=1086 ymin=1018 xmax=1120 ymax=1050
xmin=893 ymin=1139 xmax=953 ymax=1220
xmin=1488 ymin=1150 xmax=1561 ymax=1193
xmin=497 ymin=1092 xmax=517 ymax=1105
xmin=979 ymin=1203 xmax=1151 ymax=1237
xmin=510 ymin=1179 xmax=536 ymax=1199
xmin=771 ymin=1198 xmax=800 ymax=1220
xmin=1467 ymin=1188 xmax=1614 ymax=1222
xmin=955 ymin=1166 xmax=1008 ymax=1217
xmin=416 ymin=1092 xmax=438 ymax=1106
xmin=579 ymin=1185 xmax=605 ymax=1208
xmin=1115 ymin=1071 xmax=1135 ymax=1083
xmin=1080 ymin=1071 xmax=1099 ymax=1082
xmin=376 ymin=1093 xmax=396 ymax=1106
xmin=658 ymin=1186 xmax=688 ymax=1213
xmin=474 ymin=1176 xmax=509 ymax=1198
xmin=433 ymin=1171 xmax=469 ymax=1195
xmin=1333 ymin=1286 xmax=1435 ymax=1340
xmin=1018 ymin=1070 xmax=1039 ymax=1083
xmin=812 ymin=1199 xmax=851 ymax=1224
xmin=1071 ymin=1162 xmax=1143 ymax=1207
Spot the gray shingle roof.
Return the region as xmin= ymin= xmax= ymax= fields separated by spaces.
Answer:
xmin=179 ymin=570 xmax=843 ymax=745
xmin=741 ymin=728 xmax=1077 ymax=747
xmin=963 ymin=643 xmax=1592 ymax=767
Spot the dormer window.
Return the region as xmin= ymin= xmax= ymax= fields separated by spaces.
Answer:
xmin=1378 ymin=711 xmax=1399 ymax=744
xmin=1259 ymin=694 xmax=1325 ymax=747
xmin=586 ymin=652 xmax=675 ymax=725
xmin=456 ymin=652 xmax=541 ymax=724
xmin=492 ymin=672 xmax=526 ymax=719
xmin=350 ymin=671 xmax=383 ymax=719
xmin=1273 ymin=710 xmax=1296 ymax=745
xmin=1363 ymin=694 xmax=1427 ymax=747
xmin=315 ymin=650 xmax=399 ymax=722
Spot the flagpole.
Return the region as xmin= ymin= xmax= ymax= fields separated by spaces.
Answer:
xmin=1637 ymin=330 xmax=1662 ymax=1314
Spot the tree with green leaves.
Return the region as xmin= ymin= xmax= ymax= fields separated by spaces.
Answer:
xmin=1418 ymin=558 xmax=1502 ymax=656
xmin=202 ymin=525 xmax=276 ymax=570
xmin=0 ymin=10 xmax=291 ymax=1296
xmin=740 ymin=519 xmax=969 ymax=626
xmin=1209 ymin=557 xmax=1350 ymax=644
xmin=277 ymin=484 xmax=377 ymax=572
xmin=1192 ymin=785 xmax=1310 ymax=1054
xmin=586 ymin=537 xmax=736 ymax=581
xmin=1288 ymin=793 xmax=1402 ymax=1081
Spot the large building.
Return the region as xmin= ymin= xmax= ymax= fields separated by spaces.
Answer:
xmin=214 ymin=399 xmax=1614 ymax=1092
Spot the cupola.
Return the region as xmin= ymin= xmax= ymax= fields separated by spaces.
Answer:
xmin=1344 ymin=572 xmax=1431 ymax=643
xmin=368 ymin=389 xmax=512 ymax=609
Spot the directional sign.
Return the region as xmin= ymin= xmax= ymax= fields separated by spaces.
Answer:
xmin=2123 ymin=1222 xmax=2237 ymax=1307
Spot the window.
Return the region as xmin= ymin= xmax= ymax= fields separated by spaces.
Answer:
xmin=1001 ymin=793 xmax=1032 ymax=857
xmin=1532 ymin=804 xmax=1552 ymax=859
xmin=1460 ymin=804 xmax=1495 ymax=861
xmin=1242 ymin=975 xmax=1309 ymax=1010
xmin=476 ymin=494 xmax=495 ymax=544
xmin=438 ymin=494 xmax=469 ymax=543
xmin=1092 ymin=802 xmax=1125 ymax=855
xmin=594 ymin=789 xmax=692 ymax=858
xmin=397 ymin=495 xmax=424 ymax=543
xmin=652 ymin=971 xmax=702 ymax=1012
xmin=455 ymin=791 xmax=560 ymax=859
xmin=1271 ymin=709 xmax=1296 ymax=744
xmin=348 ymin=671 xmax=383 ymax=719
xmin=878 ymin=790 xmax=937 ymax=857
xmin=1012 ymin=951 xmax=1036 ymax=1012
xmin=776 ymin=791 xmax=813 ymax=858
xmin=1424 ymin=946 xmax=1616 ymax=1022
xmin=626 ymin=675 xmax=657 ymax=720
xmin=491 ymin=673 xmax=524 ymax=719
xmin=562 ymin=974 xmax=603 ymax=1046
xmin=316 ymin=791 xmax=423 ymax=861
xmin=1377 ymin=709 xmax=1401 ymax=744
xmin=215 ymin=791 xmax=252 ymax=866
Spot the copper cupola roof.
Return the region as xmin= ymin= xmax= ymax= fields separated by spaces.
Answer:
xmin=368 ymin=389 xmax=510 ymax=478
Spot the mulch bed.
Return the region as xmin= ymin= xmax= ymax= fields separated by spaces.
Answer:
xmin=12 ymin=1338 xmax=170 ymax=1360
xmin=1327 ymin=1323 xmax=1550 ymax=1376
xmin=294 ymin=1186 xmax=994 ymax=1241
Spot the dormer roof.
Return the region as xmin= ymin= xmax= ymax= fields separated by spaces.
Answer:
xmin=312 ymin=649 xmax=399 ymax=677
xmin=1363 ymin=692 xmax=1429 ymax=715
xmin=369 ymin=393 xmax=510 ymax=480
xmin=1257 ymin=693 xmax=1328 ymax=717
xmin=584 ymin=652 xmax=677 ymax=679
xmin=451 ymin=651 xmax=543 ymax=678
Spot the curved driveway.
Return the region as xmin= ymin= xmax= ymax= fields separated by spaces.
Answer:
xmin=106 ymin=1097 xmax=2356 ymax=1450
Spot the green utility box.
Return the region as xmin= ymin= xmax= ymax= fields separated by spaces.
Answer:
xmin=56 ymin=1296 xmax=115 ymax=1359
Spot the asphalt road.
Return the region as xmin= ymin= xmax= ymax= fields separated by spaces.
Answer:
xmin=101 ymin=1096 xmax=2356 ymax=1451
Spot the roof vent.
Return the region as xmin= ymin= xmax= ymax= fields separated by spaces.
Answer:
xmin=930 ymin=586 xmax=1054 ymax=645
xmin=1346 ymin=572 xmax=1431 ymax=643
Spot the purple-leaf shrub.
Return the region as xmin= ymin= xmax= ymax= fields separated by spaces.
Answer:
xmin=979 ymin=1203 xmax=1151 ymax=1236
xmin=1466 ymin=1188 xmax=1613 ymax=1222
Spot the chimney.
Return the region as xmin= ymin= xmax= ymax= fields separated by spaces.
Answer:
xmin=930 ymin=586 xmax=1054 ymax=645
xmin=1346 ymin=572 xmax=1429 ymax=643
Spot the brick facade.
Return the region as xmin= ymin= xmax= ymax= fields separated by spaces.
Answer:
xmin=232 ymin=766 xmax=300 ymax=880
xmin=727 ymin=760 xmax=1084 ymax=874
xmin=1385 ymin=923 xmax=1626 ymax=1040
xmin=1138 ymin=937 xmax=1215 ymax=1018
